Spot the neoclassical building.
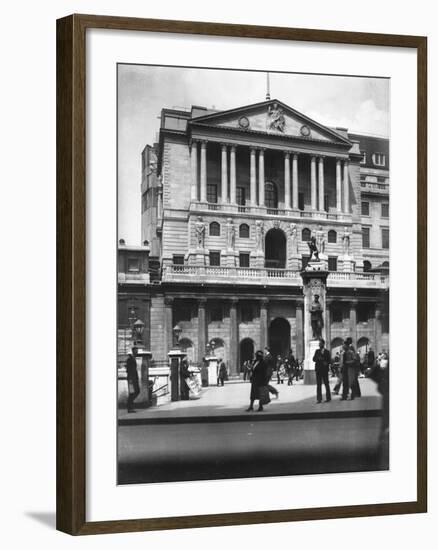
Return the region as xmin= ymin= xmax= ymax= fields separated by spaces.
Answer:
xmin=119 ymin=98 xmax=389 ymax=375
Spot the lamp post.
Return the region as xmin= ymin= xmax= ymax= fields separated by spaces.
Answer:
xmin=173 ymin=324 xmax=182 ymax=348
xmin=169 ymin=324 xmax=185 ymax=401
xmin=132 ymin=318 xmax=145 ymax=347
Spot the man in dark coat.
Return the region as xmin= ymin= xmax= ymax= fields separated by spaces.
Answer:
xmin=246 ymin=350 xmax=269 ymax=412
xmin=313 ymin=339 xmax=331 ymax=403
xmin=180 ymin=357 xmax=191 ymax=400
xmin=126 ymin=347 xmax=139 ymax=413
xmin=264 ymin=347 xmax=279 ymax=398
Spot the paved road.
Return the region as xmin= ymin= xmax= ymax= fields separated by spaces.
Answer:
xmin=118 ymin=416 xmax=385 ymax=484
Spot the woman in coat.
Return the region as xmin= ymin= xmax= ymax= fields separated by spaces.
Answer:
xmin=246 ymin=350 xmax=269 ymax=412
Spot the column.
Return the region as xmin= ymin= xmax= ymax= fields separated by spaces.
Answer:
xmin=230 ymin=145 xmax=237 ymax=204
xmin=343 ymin=160 xmax=349 ymax=213
xmin=349 ymin=300 xmax=357 ymax=347
xmin=200 ymin=141 xmax=207 ymax=202
xmin=318 ymin=156 xmax=325 ymax=211
xmin=325 ymin=302 xmax=331 ymax=348
xmin=197 ymin=298 xmax=207 ymax=363
xmin=250 ymin=147 xmax=257 ymax=206
xmin=258 ymin=149 xmax=265 ymax=206
xmin=220 ymin=144 xmax=228 ymax=203
xmin=292 ymin=153 xmax=299 ymax=209
xmin=336 ymin=158 xmax=342 ymax=212
xmin=310 ymin=156 xmax=317 ymax=210
xmin=164 ymin=296 xmax=174 ymax=354
xmin=229 ymin=299 xmax=238 ymax=376
xmin=374 ymin=302 xmax=382 ymax=353
xmin=190 ymin=141 xmax=198 ymax=201
xmin=259 ymin=298 xmax=268 ymax=350
xmin=284 ymin=152 xmax=291 ymax=209
xmin=295 ymin=301 xmax=304 ymax=360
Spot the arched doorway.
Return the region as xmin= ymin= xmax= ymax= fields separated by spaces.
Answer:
xmin=265 ymin=228 xmax=286 ymax=268
xmin=357 ymin=337 xmax=370 ymax=361
xmin=268 ymin=318 xmax=291 ymax=359
xmin=239 ymin=338 xmax=254 ymax=372
xmin=330 ymin=337 xmax=344 ymax=359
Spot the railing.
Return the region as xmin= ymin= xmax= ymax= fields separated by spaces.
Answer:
xmin=360 ymin=181 xmax=389 ymax=193
xmin=327 ymin=271 xmax=388 ymax=287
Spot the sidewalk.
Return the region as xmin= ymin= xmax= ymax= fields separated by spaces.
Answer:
xmin=119 ymin=377 xmax=382 ymax=425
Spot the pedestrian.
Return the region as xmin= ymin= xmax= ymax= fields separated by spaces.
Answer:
xmin=217 ymin=359 xmax=227 ymax=387
xmin=276 ymin=355 xmax=283 ymax=384
xmin=180 ymin=357 xmax=191 ymax=400
xmin=341 ymin=338 xmax=359 ymax=400
xmin=332 ymin=352 xmax=343 ymax=395
xmin=313 ymin=339 xmax=331 ymax=403
xmin=366 ymin=351 xmax=389 ymax=467
xmin=264 ymin=347 xmax=279 ymax=399
xmin=331 ymin=352 xmax=340 ymax=378
xmin=246 ymin=350 xmax=270 ymax=412
xmin=126 ymin=347 xmax=140 ymax=413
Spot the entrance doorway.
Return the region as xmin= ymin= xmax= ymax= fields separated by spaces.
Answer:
xmin=268 ymin=318 xmax=291 ymax=359
xmin=239 ymin=338 xmax=254 ymax=372
xmin=265 ymin=228 xmax=286 ymax=268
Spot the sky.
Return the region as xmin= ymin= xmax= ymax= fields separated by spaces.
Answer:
xmin=118 ymin=65 xmax=390 ymax=244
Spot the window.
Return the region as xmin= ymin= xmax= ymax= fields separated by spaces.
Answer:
xmin=210 ymin=305 xmax=223 ymax=322
xmin=372 ymin=153 xmax=386 ymax=167
xmin=332 ymin=304 xmax=343 ymax=323
xmin=207 ymin=184 xmax=217 ymax=203
xmin=209 ymin=251 xmax=220 ymax=266
xmin=172 ymin=255 xmax=184 ymax=265
xmin=127 ymin=258 xmax=140 ymax=272
xmin=382 ymin=228 xmax=389 ymax=249
xmin=361 ymin=201 xmax=370 ymax=216
xmin=357 ymin=303 xmax=372 ymax=323
xmin=298 ymin=192 xmax=304 ymax=211
xmin=328 ymin=230 xmax=337 ymax=243
xmin=328 ymin=256 xmax=338 ymax=271
xmin=236 ymin=187 xmax=246 ymax=206
xmin=301 ymin=255 xmax=310 ymax=270
xmin=265 ymin=181 xmax=278 ymax=208
xmin=362 ymin=227 xmax=370 ymax=248
xmin=381 ymin=203 xmax=389 ymax=218
xmin=239 ymin=223 xmax=250 ymax=238
xmin=239 ymin=253 xmax=250 ymax=268
xmin=241 ymin=303 xmax=254 ymax=323
xmin=302 ymin=228 xmax=311 ymax=242
xmin=363 ymin=260 xmax=372 ymax=272
xmin=360 ymin=150 xmax=367 ymax=164
xmin=209 ymin=221 xmax=220 ymax=236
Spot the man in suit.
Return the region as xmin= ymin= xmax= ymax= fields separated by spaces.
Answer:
xmin=126 ymin=347 xmax=139 ymax=413
xmin=264 ymin=347 xmax=279 ymax=399
xmin=313 ymin=339 xmax=331 ymax=404
xmin=246 ymin=350 xmax=269 ymax=412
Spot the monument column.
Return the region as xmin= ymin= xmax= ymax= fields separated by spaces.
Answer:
xmin=221 ymin=143 xmax=228 ymax=204
xmin=230 ymin=145 xmax=237 ymax=204
xmin=164 ymin=296 xmax=174 ymax=355
xmin=200 ymin=141 xmax=207 ymax=202
xmin=250 ymin=147 xmax=257 ymax=206
xmin=197 ymin=298 xmax=207 ymax=364
xmin=229 ymin=299 xmax=239 ymax=376
xmin=325 ymin=301 xmax=331 ymax=349
xmin=336 ymin=158 xmax=342 ymax=212
xmin=349 ymin=300 xmax=358 ymax=348
xmin=318 ymin=156 xmax=325 ymax=211
xmin=295 ymin=301 xmax=304 ymax=360
xmin=343 ymin=160 xmax=349 ymax=213
xmin=258 ymin=149 xmax=265 ymax=206
xmin=190 ymin=140 xmax=198 ymax=201
xmin=310 ymin=156 xmax=317 ymax=210
xmin=259 ymin=298 xmax=268 ymax=350
xmin=284 ymin=152 xmax=291 ymax=209
xmin=292 ymin=153 xmax=299 ymax=209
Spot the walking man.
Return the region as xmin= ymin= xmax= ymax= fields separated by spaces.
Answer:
xmin=126 ymin=347 xmax=140 ymax=413
xmin=246 ymin=350 xmax=269 ymax=412
xmin=313 ymin=339 xmax=331 ymax=403
xmin=264 ymin=347 xmax=279 ymax=399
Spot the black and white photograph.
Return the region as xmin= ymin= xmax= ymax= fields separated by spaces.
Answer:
xmin=117 ymin=64 xmax=390 ymax=485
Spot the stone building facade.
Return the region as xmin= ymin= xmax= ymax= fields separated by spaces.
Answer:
xmin=120 ymin=99 xmax=389 ymax=375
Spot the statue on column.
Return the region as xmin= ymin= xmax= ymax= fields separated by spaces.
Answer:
xmin=195 ymin=216 xmax=206 ymax=249
xmin=307 ymin=235 xmax=320 ymax=262
xmin=226 ymin=218 xmax=235 ymax=249
xmin=315 ymin=225 xmax=326 ymax=255
xmin=255 ymin=220 xmax=264 ymax=251
xmin=342 ymin=226 xmax=351 ymax=256
xmin=310 ymin=294 xmax=323 ymax=339
xmin=289 ymin=223 xmax=298 ymax=255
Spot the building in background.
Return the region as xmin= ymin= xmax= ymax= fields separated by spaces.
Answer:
xmin=119 ymin=98 xmax=389 ymax=375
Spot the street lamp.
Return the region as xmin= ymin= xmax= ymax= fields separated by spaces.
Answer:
xmin=132 ymin=318 xmax=145 ymax=345
xmin=173 ymin=324 xmax=182 ymax=347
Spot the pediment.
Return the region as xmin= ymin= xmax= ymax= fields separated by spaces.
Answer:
xmin=190 ymin=99 xmax=351 ymax=145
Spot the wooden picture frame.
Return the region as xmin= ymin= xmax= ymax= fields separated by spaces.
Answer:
xmin=56 ymin=13 xmax=427 ymax=535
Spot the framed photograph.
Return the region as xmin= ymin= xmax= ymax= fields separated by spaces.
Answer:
xmin=57 ymin=14 xmax=427 ymax=535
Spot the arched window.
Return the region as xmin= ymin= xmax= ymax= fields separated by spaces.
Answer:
xmin=382 ymin=261 xmax=389 ymax=267
xmin=301 ymin=228 xmax=311 ymax=242
xmin=265 ymin=182 xmax=278 ymax=209
xmin=209 ymin=221 xmax=220 ymax=236
xmin=328 ymin=230 xmax=337 ymax=243
xmin=363 ymin=260 xmax=372 ymax=272
xmin=239 ymin=223 xmax=250 ymax=238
